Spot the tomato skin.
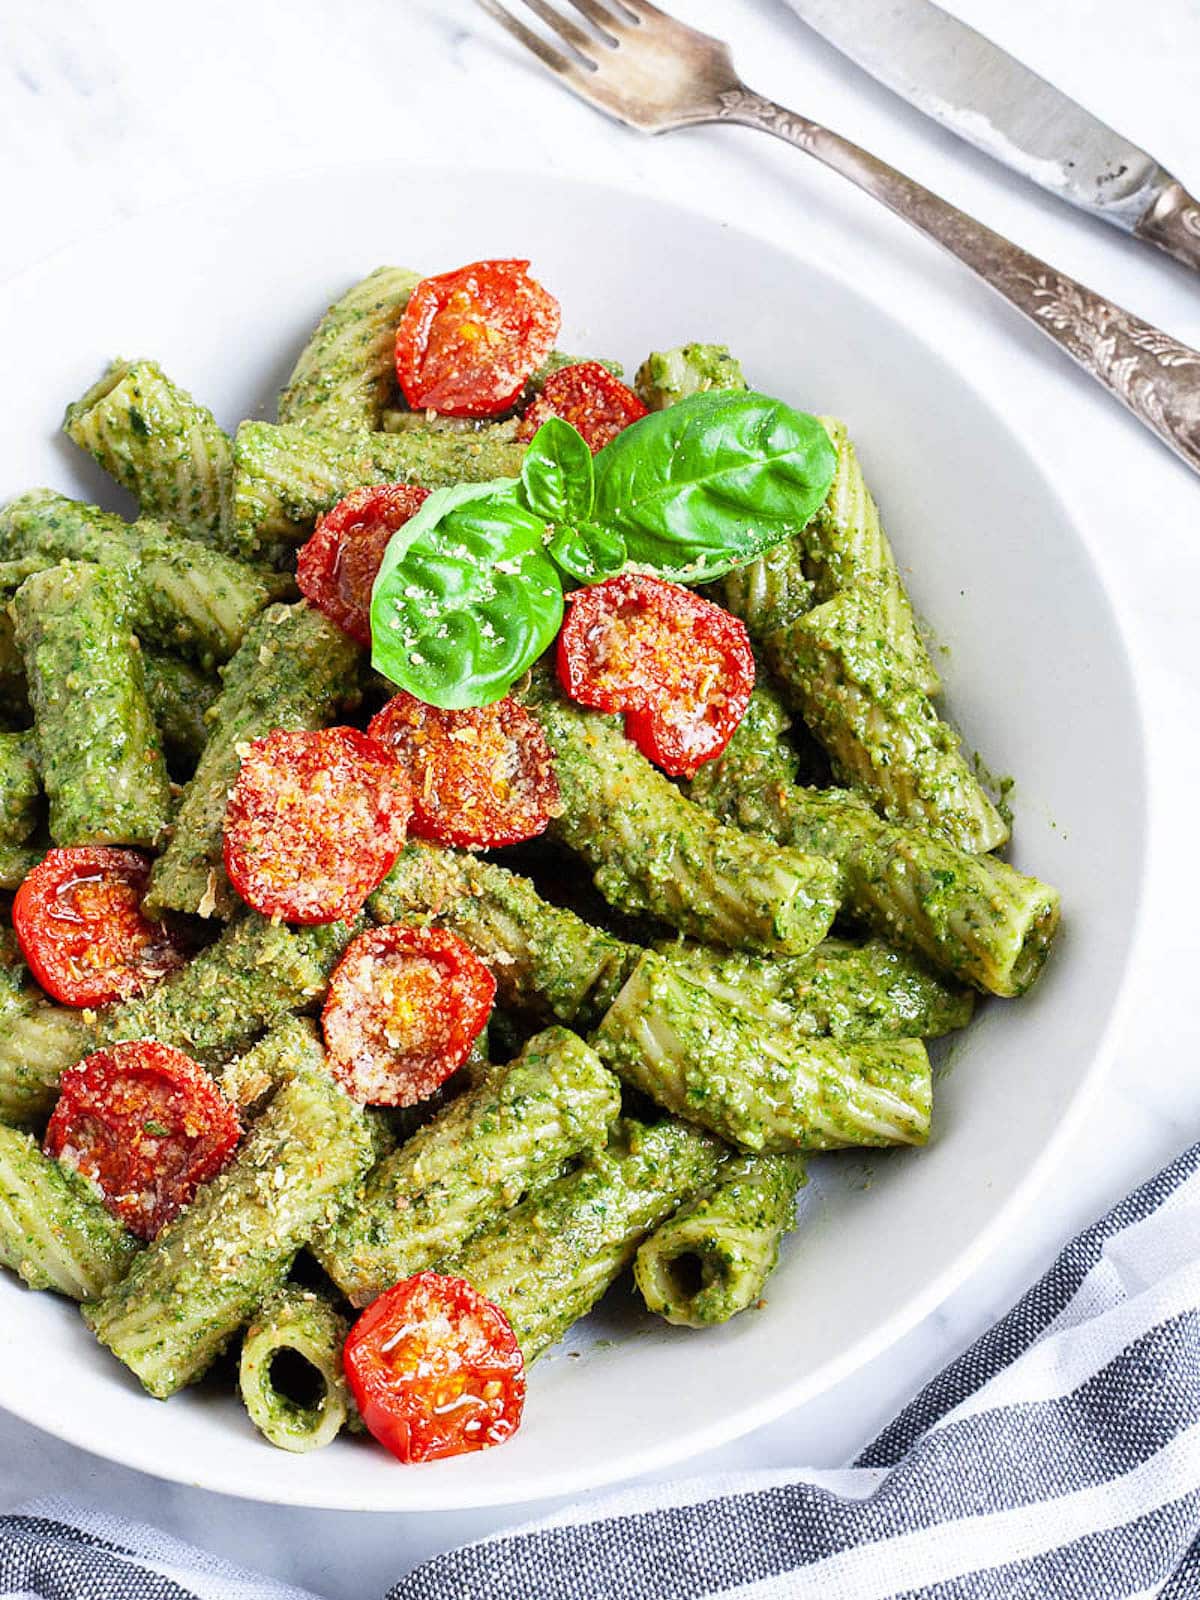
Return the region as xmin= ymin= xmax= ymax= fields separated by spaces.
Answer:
xmin=394 ymin=260 xmax=560 ymax=418
xmin=517 ymin=360 xmax=647 ymax=453
xmin=556 ymin=573 xmax=755 ymax=779
xmin=367 ymin=691 xmax=560 ymax=849
xmin=44 ymin=1040 xmax=240 ymax=1239
xmin=322 ymin=924 xmax=495 ymax=1107
xmin=344 ymin=1273 xmax=525 ymax=1463
xmin=223 ymin=727 xmax=412 ymax=925
xmin=297 ymin=483 xmax=430 ymax=646
xmin=12 ymin=847 xmax=187 ymax=1008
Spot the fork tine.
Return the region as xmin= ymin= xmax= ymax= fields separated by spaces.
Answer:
xmin=474 ymin=0 xmax=583 ymax=77
xmin=560 ymin=0 xmax=628 ymax=42
xmin=512 ymin=0 xmax=602 ymax=63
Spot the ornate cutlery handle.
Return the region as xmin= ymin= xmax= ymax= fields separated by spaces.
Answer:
xmin=717 ymin=90 xmax=1200 ymax=477
xmin=1135 ymin=181 xmax=1200 ymax=276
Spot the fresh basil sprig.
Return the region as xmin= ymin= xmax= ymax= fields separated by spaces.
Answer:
xmin=370 ymin=479 xmax=563 ymax=710
xmin=592 ymin=391 xmax=837 ymax=582
xmin=520 ymin=416 xmax=593 ymax=524
xmin=371 ymin=393 xmax=836 ymax=709
xmin=519 ymin=418 xmax=626 ymax=582
xmin=545 ymin=521 xmax=627 ymax=584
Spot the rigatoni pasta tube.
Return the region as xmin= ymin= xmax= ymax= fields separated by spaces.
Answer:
xmin=238 ymin=1287 xmax=354 ymax=1453
xmin=228 ymin=420 xmax=527 ymax=555
xmin=593 ymin=951 xmax=932 ymax=1153
xmin=687 ymin=686 xmax=1060 ymax=998
xmin=315 ymin=1026 xmax=621 ymax=1307
xmin=145 ymin=602 xmax=361 ymax=920
xmin=63 ymin=360 xmax=232 ymax=550
xmin=277 ymin=267 xmax=421 ymax=433
xmin=83 ymin=1068 xmax=374 ymax=1399
xmin=0 ymin=954 xmax=95 ymax=1127
xmin=446 ymin=1116 xmax=725 ymax=1364
xmin=769 ymin=586 xmax=1007 ymax=853
xmin=527 ymin=688 xmax=840 ymax=957
xmin=368 ymin=843 xmax=639 ymax=1031
xmin=801 ymin=418 xmax=939 ymax=694
xmin=718 ymin=538 xmax=815 ymax=640
xmin=103 ymin=913 xmax=361 ymax=1068
xmin=633 ymin=343 xmax=747 ymax=410
xmin=219 ymin=1017 xmax=329 ymax=1114
xmin=141 ymin=650 xmax=218 ymax=768
xmin=0 ymin=1124 xmax=139 ymax=1299
xmin=657 ymin=937 xmax=973 ymax=1041
xmin=0 ymin=490 xmax=288 ymax=669
xmin=12 ymin=562 xmax=172 ymax=848
xmin=634 ymin=1151 xmax=805 ymax=1327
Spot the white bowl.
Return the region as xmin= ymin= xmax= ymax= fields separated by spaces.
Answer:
xmin=0 ymin=167 xmax=1146 ymax=1510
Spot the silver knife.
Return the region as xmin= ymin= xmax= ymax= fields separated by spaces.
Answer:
xmin=784 ymin=0 xmax=1200 ymax=273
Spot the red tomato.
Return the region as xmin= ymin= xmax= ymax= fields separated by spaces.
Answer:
xmin=223 ymin=728 xmax=412 ymax=924
xmin=297 ymin=483 xmax=430 ymax=646
xmin=367 ymin=691 xmax=560 ymax=849
xmin=322 ymin=924 xmax=495 ymax=1107
xmin=556 ymin=573 xmax=755 ymax=779
xmin=394 ymin=260 xmax=560 ymax=418
xmin=343 ymin=1273 xmax=525 ymax=1462
xmin=44 ymin=1040 xmax=240 ymax=1238
xmin=12 ymin=847 xmax=186 ymax=1009
xmin=517 ymin=360 xmax=647 ymax=453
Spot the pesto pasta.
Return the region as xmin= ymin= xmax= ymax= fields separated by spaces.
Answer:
xmin=527 ymin=682 xmax=841 ymax=956
xmin=83 ymin=1067 xmax=373 ymax=1399
xmin=445 ymin=1116 xmax=725 ymax=1364
xmin=238 ymin=1286 xmax=356 ymax=1453
xmin=687 ymin=685 xmax=1060 ymax=996
xmin=228 ymin=420 xmax=527 ymax=554
xmin=315 ymin=1026 xmax=621 ymax=1307
xmin=0 ymin=1123 xmax=139 ymax=1299
xmin=12 ymin=561 xmax=172 ymax=849
xmin=278 ymin=267 xmax=422 ymax=433
xmin=0 ymin=489 xmax=289 ymax=669
xmin=63 ymin=360 xmax=233 ymax=550
xmin=0 ymin=256 xmax=1062 ymax=1466
xmin=144 ymin=601 xmax=361 ymax=919
xmin=634 ymin=1150 xmax=805 ymax=1327
xmin=776 ymin=585 xmax=1008 ymax=852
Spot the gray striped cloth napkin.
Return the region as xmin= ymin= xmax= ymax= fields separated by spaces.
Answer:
xmin=2 ymin=1142 xmax=1198 ymax=1599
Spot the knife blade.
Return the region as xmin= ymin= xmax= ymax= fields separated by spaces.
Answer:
xmin=783 ymin=0 xmax=1200 ymax=272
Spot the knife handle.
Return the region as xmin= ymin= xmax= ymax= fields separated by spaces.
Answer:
xmin=1135 ymin=181 xmax=1200 ymax=275
xmin=717 ymin=91 xmax=1200 ymax=478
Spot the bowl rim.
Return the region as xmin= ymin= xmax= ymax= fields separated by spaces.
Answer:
xmin=0 ymin=159 xmax=1151 ymax=1511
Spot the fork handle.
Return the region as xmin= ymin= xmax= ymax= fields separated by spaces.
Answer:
xmin=715 ymin=89 xmax=1200 ymax=477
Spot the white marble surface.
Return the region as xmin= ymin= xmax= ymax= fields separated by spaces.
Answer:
xmin=1 ymin=0 xmax=1199 ymax=1593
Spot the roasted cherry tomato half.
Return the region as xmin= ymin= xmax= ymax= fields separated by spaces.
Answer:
xmin=394 ymin=259 xmax=560 ymax=418
xmin=343 ymin=1272 xmax=525 ymax=1462
xmin=517 ymin=360 xmax=647 ymax=453
xmin=44 ymin=1040 xmax=240 ymax=1239
xmin=556 ymin=572 xmax=755 ymax=779
xmin=367 ymin=690 xmax=560 ymax=849
xmin=297 ymin=483 xmax=430 ymax=646
xmin=12 ymin=846 xmax=186 ymax=1009
xmin=222 ymin=727 xmax=412 ymax=924
xmin=322 ymin=924 xmax=495 ymax=1107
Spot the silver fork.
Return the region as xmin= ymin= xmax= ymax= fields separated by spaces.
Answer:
xmin=476 ymin=0 xmax=1200 ymax=478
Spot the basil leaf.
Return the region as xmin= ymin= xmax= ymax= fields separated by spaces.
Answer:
xmin=520 ymin=417 xmax=595 ymax=524
xmin=546 ymin=521 xmax=627 ymax=585
xmin=370 ymin=480 xmax=563 ymax=710
xmin=592 ymin=391 xmax=837 ymax=582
